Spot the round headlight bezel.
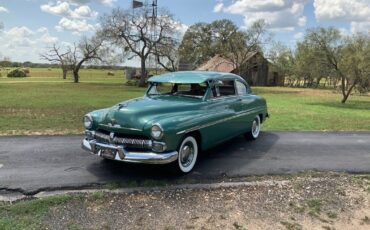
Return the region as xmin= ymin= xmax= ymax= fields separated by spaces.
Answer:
xmin=151 ymin=123 xmax=164 ymax=140
xmin=84 ymin=114 xmax=93 ymax=129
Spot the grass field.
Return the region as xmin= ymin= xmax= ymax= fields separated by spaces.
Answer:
xmin=0 ymin=68 xmax=369 ymax=135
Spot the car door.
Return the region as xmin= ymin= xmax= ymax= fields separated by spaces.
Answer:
xmin=234 ymin=80 xmax=255 ymax=133
xmin=201 ymin=79 xmax=240 ymax=145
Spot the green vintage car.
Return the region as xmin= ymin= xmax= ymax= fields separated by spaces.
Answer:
xmin=82 ymin=71 xmax=268 ymax=173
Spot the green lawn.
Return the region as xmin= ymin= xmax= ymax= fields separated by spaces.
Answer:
xmin=0 ymin=69 xmax=369 ymax=135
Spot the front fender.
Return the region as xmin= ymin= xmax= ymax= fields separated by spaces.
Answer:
xmin=144 ymin=109 xmax=235 ymax=151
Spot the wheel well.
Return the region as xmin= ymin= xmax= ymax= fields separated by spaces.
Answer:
xmin=259 ymin=113 xmax=264 ymax=123
xmin=186 ymin=130 xmax=202 ymax=152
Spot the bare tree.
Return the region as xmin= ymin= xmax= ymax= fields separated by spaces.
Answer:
xmin=66 ymin=36 xmax=105 ymax=83
xmin=100 ymin=7 xmax=178 ymax=86
xmin=153 ymin=36 xmax=179 ymax=72
xmin=40 ymin=44 xmax=70 ymax=79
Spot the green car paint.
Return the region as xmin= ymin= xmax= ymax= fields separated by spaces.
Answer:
xmin=85 ymin=71 xmax=268 ymax=152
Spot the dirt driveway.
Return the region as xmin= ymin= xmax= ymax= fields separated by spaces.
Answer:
xmin=41 ymin=173 xmax=370 ymax=230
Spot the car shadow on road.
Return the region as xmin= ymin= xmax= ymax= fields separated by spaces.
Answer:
xmin=85 ymin=132 xmax=279 ymax=184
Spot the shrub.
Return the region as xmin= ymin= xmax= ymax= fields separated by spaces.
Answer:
xmin=22 ymin=68 xmax=30 ymax=74
xmin=7 ymin=68 xmax=28 ymax=78
xmin=124 ymin=80 xmax=139 ymax=86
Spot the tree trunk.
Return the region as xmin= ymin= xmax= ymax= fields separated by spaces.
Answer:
xmin=73 ymin=70 xmax=79 ymax=83
xmin=341 ymin=80 xmax=356 ymax=104
xmin=62 ymin=68 xmax=68 ymax=80
xmin=139 ymin=57 xmax=147 ymax=87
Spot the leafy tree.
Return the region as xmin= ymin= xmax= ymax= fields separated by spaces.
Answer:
xmin=179 ymin=20 xmax=240 ymax=69
xmin=223 ymin=20 xmax=267 ymax=76
xmin=268 ymin=42 xmax=295 ymax=85
xmin=340 ymin=33 xmax=370 ymax=96
xmin=178 ymin=19 xmax=268 ymax=73
xmin=303 ymin=27 xmax=370 ymax=103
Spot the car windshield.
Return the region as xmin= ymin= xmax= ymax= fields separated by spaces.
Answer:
xmin=147 ymin=83 xmax=207 ymax=99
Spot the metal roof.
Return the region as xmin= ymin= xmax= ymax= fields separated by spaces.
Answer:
xmin=148 ymin=71 xmax=243 ymax=84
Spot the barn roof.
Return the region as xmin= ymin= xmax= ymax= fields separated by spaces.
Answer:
xmin=197 ymin=52 xmax=259 ymax=73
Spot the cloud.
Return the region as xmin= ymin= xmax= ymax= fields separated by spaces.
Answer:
xmin=174 ymin=22 xmax=189 ymax=37
xmin=72 ymin=5 xmax=98 ymax=18
xmin=0 ymin=26 xmax=61 ymax=62
xmin=350 ymin=21 xmax=370 ymax=33
xmin=66 ymin=0 xmax=116 ymax=6
xmin=293 ymin=32 xmax=304 ymax=40
xmin=41 ymin=1 xmax=70 ymax=16
xmin=314 ymin=0 xmax=370 ymax=22
xmin=37 ymin=27 xmax=59 ymax=44
xmin=5 ymin=27 xmax=35 ymax=47
xmin=0 ymin=6 xmax=9 ymax=13
xmin=215 ymin=0 xmax=309 ymax=31
xmin=55 ymin=17 xmax=95 ymax=32
xmin=41 ymin=1 xmax=98 ymax=19
xmin=213 ymin=1 xmax=224 ymax=13
xmin=314 ymin=0 xmax=370 ymax=33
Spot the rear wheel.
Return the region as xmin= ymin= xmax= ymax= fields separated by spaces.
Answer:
xmin=173 ymin=136 xmax=198 ymax=174
xmin=245 ymin=115 xmax=261 ymax=140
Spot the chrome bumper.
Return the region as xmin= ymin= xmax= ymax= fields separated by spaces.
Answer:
xmin=81 ymin=138 xmax=178 ymax=164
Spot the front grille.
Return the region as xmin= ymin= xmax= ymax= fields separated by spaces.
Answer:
xmin=93 ymin=131 xmax=152 ymax=150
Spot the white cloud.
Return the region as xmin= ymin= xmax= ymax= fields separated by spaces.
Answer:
xmin=0 ymin=6 xmax=9 ymax=13
xmin=294 ymin=32 xmax=304 ymax=40
xmin=0 ymin=26 xmax=62 ymax=62
xmin=174 ymin=22 xmax=189 ymax=37
xmin=216 ymin=0 xmax=309 ymax=31
xmin=37 ymin=27 xmax=59 ymax=44
xmin=314 ymin=0 xmax=370 ymax=21
xmin=350 ymin=21 xmax=370 ymax=33
xmin=314 ymin=0 xmax=370 ymax=33
xmin=55 ymin=17 xmax=95 ymax=32
xmin=67 ymin=0 xmax=116 ymax=6
xmin=213 ymin=1 xmax=224 ymax=13
xmin=71 ymin=5 xmax=98 ymax=18
xmin=41 ymin=1 xmax=98 ymax=19
xmin=37 ymin=27 xmax=49 ymax=33
xmin=41 ymin=1 xmax=70 ymax=16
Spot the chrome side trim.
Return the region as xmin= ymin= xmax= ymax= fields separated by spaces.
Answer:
xmin=82 ymin=138 xmax=178 ymax=165
xmin=176 ymin=107 xmax=265 ymax=135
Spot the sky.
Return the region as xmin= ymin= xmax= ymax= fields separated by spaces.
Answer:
xmin=0 ymin=0 xmax=369 ymax=64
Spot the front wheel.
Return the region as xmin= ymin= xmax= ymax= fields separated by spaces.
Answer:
xmin=173 ymin=136 xmax=198 ymax=174
xmin=245 ymin=115 xmax=261 ymax=140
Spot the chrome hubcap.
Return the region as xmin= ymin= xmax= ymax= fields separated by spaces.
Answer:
xmin=252 ymin=118 xmax=260 ymax=137
xmin=180 ymin=143 xmax=194 ymax=167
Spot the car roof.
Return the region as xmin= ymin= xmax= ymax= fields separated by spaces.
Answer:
xmin=147 ymin=71 xmax=245 ymax=84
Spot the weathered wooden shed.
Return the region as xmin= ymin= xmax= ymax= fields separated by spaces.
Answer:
xmin=196 ymin=52 xmax=284 ymax=86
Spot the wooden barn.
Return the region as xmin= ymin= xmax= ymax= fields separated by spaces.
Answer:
xmin=195 ymin=52 xmax=284 ymax=87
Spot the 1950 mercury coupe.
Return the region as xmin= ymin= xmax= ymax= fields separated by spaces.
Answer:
xmin=82 ymin=71 xmax=268 ymax=173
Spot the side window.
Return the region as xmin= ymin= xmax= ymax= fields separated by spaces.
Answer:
xmin=235 ymin=81 xmax=248 ymax=96
xmin=210 ymin=80 xmax=236 ymax=98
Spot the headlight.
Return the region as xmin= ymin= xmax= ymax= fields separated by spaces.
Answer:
xmin=84 ymin=115 xmax=93 ymax=129
xmin=151 ymin=124 xmax=163 ymax=140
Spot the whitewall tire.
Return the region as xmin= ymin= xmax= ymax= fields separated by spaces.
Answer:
xmin=176 ymin=136 xmax=198 ymax=173
xmin=246 ymin=115 xmax=261 ymax=140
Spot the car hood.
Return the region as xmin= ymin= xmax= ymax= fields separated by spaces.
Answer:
xmin=100 ymin=96 xmax=202 ymax=130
